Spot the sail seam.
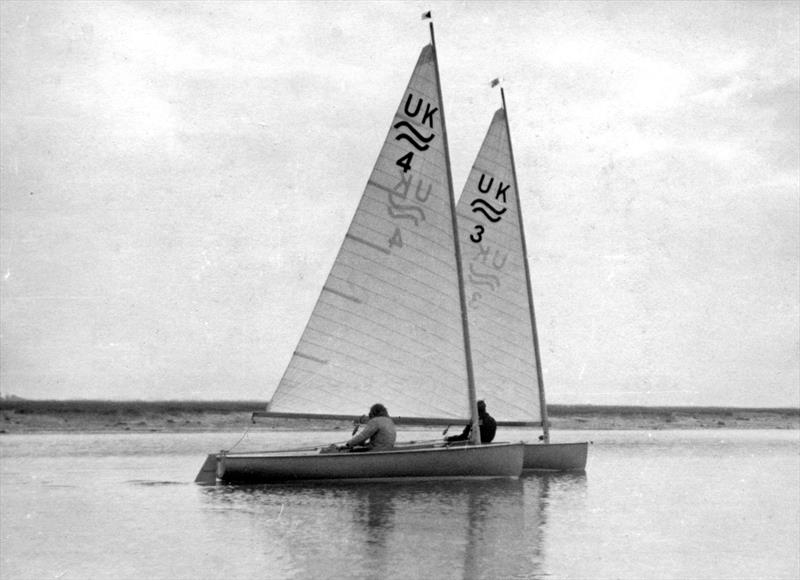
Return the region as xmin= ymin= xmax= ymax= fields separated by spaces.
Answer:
xmin=302 ymin=313 xmax=469 ymax=382
xmin=345 ymin=233 xmax=391 ymax=255
xmin=293 ymin=351 xmax=328 ymax=364
xmin=321 ymin=286 xmax=363 ymax=303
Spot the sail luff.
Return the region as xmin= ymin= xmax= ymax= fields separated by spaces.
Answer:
xmin=429 ymin=21 xmax=482 ymax=445
xmin=500 ymin=87 xmax=550 ymax=443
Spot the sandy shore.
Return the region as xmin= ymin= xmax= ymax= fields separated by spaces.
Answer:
xmin=0 ymin=401 xmax=797 ymax=434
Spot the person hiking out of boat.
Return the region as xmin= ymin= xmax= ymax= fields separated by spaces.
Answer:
xmin=338 ymin=403 xmax=397 ymax=452
xmin=445 ymin=400 xmax=497 ymax=444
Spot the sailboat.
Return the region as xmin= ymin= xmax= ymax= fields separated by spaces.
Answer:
xmin=454 ymin=88 xmax=588 ymax=471
xmin=195 ymin=23 xmax=524 ymax=484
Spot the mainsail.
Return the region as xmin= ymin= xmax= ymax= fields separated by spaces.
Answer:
xmin=268 ymin=45 xmax=473 ymax=422
xmin=455 ymin=107 xmax=544 ymax=427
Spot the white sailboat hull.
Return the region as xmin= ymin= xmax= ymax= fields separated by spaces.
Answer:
xmin=522 ymin=441 xmax=588 ymax=471
xmin=436 ymin=439 xmax=589 ymax=471
xmin=199 ymin=442 xmax=524 ymax=484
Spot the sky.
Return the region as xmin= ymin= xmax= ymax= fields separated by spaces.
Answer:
xmin=1 ymin=1 xmax=798 ymax=407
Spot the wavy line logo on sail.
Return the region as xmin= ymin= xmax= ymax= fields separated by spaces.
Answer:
xmin=393 ymin=121 xmax=434 ymax=151
xmin=468 ymin=262 xmax=500 ymax=291
xmin=387 ymin=190 xmax=426 ymax=226
xmin=470 ymin=198 xmax=506 ymax=222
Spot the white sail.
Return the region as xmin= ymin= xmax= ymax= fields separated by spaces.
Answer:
xmin=455 ymin=109 xmax=543 ymax=425
xmin=269 ymin=45 xmax=472 ymax=422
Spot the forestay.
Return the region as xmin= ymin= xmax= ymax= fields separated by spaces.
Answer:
xmin=455 ymin=109 xmax=543 ymax=426
xmin=268 ymin=45 xmax=472 ymax=422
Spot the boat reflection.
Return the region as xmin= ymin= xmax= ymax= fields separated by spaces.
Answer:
xmin=200 ymin=473 xmax=586 ymax=579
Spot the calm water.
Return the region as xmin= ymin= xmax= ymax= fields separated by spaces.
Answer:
xmin=1 ymin=429 xmax=798 ymax=580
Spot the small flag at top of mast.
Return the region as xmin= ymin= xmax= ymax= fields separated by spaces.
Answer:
xmin=490 ymin=77 xmax=503 ymax=88
xmin=422 ymin=10 xmax=432 ymax=20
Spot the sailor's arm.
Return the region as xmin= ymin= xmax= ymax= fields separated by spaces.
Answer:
xmin=346 ymin=420 xmax=378 ymax=447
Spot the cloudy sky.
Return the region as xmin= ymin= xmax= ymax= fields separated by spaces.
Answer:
xmin=1 ymin=1 xmax=798 ymax=407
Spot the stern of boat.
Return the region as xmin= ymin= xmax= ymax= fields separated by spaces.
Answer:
xmin=522 ymin=441 xmax=589 ymax=471
xmin=194 ymin=454 xmax=219 ymax=484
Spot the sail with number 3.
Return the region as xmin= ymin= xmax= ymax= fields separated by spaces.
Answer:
xmin=455 ymin=108 xmax=544 ymax=428
xmin=455 ymin=92 xmax=589 ymax=470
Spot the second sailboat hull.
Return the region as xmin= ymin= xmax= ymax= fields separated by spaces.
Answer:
xmin=523 ymin=441 xmax=588 ymax=471
xmin=210 ymin=442 xmax=524 ymax=484
xmin=441 ymin=439 xmax=589 ymax=471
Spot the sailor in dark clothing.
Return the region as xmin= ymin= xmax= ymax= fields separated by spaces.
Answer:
xmin=445 ymin=400 xmax=497 ymax=444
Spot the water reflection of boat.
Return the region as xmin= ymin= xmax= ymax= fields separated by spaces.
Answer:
xmin=199 ymin=476 xmax=583 ymax=579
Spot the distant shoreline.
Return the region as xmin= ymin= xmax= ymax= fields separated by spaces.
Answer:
xmin=1 ymin=400 xmax=797 ymax=434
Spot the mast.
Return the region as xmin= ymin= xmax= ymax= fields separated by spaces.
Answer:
xmin=500 ymin=87 xmax=550 ymax=443
xmin=429 ymin=20 xmax=482 ymax=445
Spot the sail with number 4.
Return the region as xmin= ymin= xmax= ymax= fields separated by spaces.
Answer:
xmin=266 ymin=44 xmax=475 ymax=424
xmin=195 ymin=33 xmax=526 ymax=484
